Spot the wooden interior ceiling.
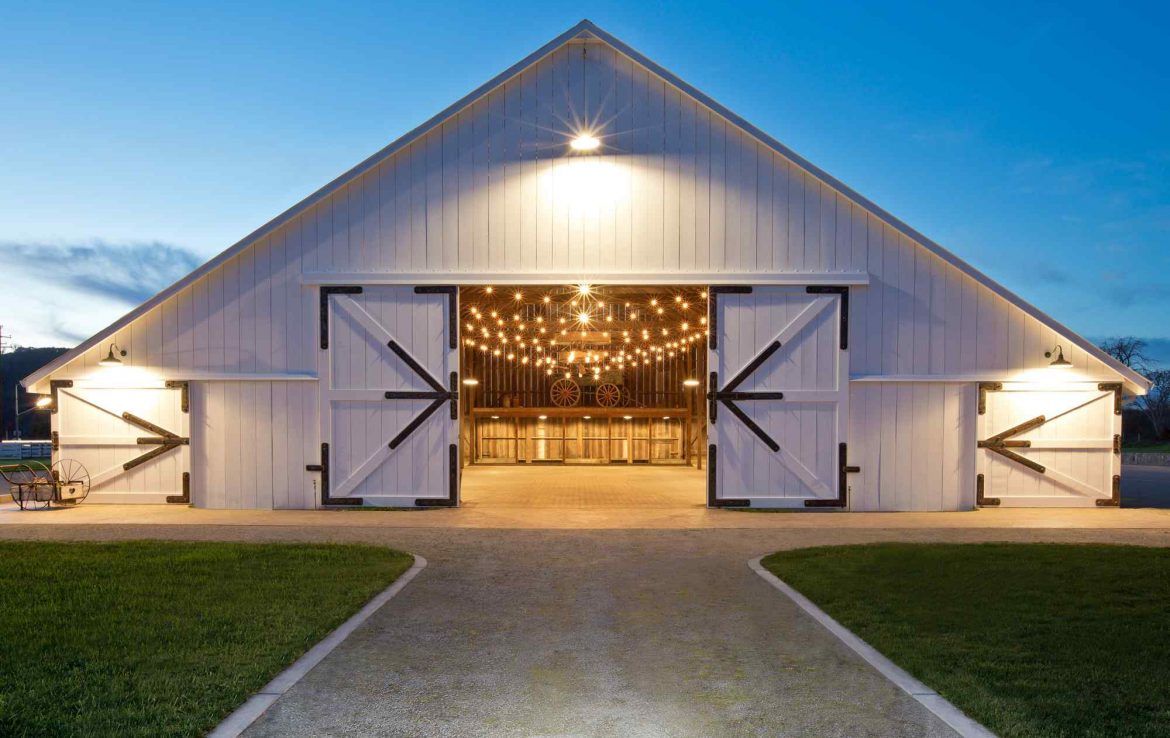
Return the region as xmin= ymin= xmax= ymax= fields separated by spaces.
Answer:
xmin=460 ymin=284 xmax=708 ymax=413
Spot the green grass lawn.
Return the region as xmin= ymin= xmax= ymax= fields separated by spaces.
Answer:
xmin=0 ymin=541 xmax=413 ymax=737
xmin=1123 ymin=442 xmax=1170 ymax=453
xmin=762 ymin=544 xmax=1170 ymax=738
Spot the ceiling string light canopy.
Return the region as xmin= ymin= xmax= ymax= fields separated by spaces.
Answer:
xmin=462 ymin=285 xmax=709 ymax=411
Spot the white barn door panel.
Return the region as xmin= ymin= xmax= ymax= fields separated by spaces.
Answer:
xmin=319 ymin=285 xmax=459 ymax=506
xmin=53 ymin=384 xmax=189 ymax=503
xmin=708 ymin=286 xmax=849 ymax=507
xmin=976 ymin=383 xmax=1121 ymax=507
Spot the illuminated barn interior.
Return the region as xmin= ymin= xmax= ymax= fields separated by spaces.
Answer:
xmin=460 ymin=284 xmax=708 ymax=466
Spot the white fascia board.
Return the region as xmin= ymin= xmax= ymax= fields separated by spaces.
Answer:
xmin=300 ymin=272 xmax=870 ymax=287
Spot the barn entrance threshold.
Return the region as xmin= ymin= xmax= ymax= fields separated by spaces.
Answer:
xmin=459 ymin=464 xmax=705 ymax=511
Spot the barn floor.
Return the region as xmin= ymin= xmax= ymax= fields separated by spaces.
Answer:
xmin=460 ymin=464 xmax=706 ymax=509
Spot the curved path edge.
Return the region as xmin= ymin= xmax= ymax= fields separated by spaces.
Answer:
xmin=208 ymin=554 xmax=429 ymax=738
xmin=748 ymin=556 xmax=997 ymax=738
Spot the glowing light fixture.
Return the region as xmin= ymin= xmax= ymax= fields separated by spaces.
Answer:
xmin=34 ymin=396 xmax=52 ymax=408
xmin=683 ymin=378 xmax=701 ymax=388
xmin=1044 ymin=345 xmax=1072 ymax=368
xmin=623 ymin=415 xmax=633 ymax=421
xmin=577 ymin=283 xmax=592 ymax=296
xmin=462 ymin=377 xmax=480 ymax=386
xmin=99 ymin=343 xmax=127 ymax=367
xmin=570 ymin=133 xmax=601 ymax=152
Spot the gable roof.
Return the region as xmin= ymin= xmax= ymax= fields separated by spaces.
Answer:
xmin=24 ymin=19 xmax=1149 ymax=393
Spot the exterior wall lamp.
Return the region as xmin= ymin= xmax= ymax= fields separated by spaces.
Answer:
xmin=570 ymin=133 xmax=601 ymax=152
xmin=1044 ymin=344 xmax=1072 ymax=368
xmin=99 ymin=343 xmax=127 ymax=366
xmin=16 ymin=396 xmax=52 ymax=416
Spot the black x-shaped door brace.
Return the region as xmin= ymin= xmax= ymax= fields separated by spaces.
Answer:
xmin=977 ymin=415 xmax=1047 ymax=473
xmin=708 ymin=337 xmax=786 ymax=452
xmin=382 ymin=340 xmax=459 ymax=449
xmin=122 ymin=412 xmax=189 ymax=471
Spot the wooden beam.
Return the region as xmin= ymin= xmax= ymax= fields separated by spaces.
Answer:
xmin=470 ymin=407 xmax=687 ymax=419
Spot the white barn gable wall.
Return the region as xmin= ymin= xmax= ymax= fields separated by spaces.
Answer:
xmin=27 ymin=26 xmax=1137 ymax=509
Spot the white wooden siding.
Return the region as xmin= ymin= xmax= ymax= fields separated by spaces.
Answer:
xmin=848 ymin=383 xmax=976 ymax=511
xmin=189 ymin=381 xmax=317 ymax=509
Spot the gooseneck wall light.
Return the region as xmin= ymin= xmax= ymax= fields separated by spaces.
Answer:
xmin=1044 ymin=345 xmax=1072 ymax=368
xmin=99 ymin=343 xmax=127 ymax=367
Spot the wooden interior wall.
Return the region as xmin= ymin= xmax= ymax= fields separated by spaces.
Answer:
xmin=473 ymin=417 xmax=691 ymax=464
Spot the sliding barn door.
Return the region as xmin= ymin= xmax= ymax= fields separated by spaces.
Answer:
xmin=977 ymin=382 xmax=1121 ymax=506
xmin=708 ymin=286 xmax=849 ymax=507
xmin=53 ymin=384 xmax=189 ymax=503
xmin=319 ymin=286 xmax=459 ymax=506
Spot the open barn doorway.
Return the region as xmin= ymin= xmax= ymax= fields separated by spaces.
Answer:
xmin=458 ymin=284 xmax=708 ymax=510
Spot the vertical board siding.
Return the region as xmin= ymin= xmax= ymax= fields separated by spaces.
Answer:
xmin=849 ymin=383 xmax=975 ymax=511
xmin=191 ymin=380 xmax=313 ymax=509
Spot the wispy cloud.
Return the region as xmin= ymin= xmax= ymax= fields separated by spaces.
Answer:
xmin=1032 ymin=262 xmax=1072 ymax=285
xmin=1100 ymin=281 xmax=1170 ymax=309
xmin=0 ymin=240 xmax=202 ymax=304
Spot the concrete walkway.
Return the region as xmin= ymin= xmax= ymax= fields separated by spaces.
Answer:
xmin=236 ymin=529 xmax=967 ymax=737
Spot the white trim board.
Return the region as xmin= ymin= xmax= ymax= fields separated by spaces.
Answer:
xmin=208 ymin=555 xmax=427 ymax=738
xmin=748 ymin=557 xmax=997 ymax=738
xmin=301 ymin=272 xmax=871 ymax=287
xmin=850 ymin=375 xmax=1125 ymax=386
xmin=22 ymin=19 xmax=1148 ymax=394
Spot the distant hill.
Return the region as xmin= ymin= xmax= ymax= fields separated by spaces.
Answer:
xmin=1 ymin=346 xmax=70 ymax=439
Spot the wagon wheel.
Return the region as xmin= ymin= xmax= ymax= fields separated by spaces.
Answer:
xmin=550 ymin=378 xmax=581 ymax=407
xmin=3 ymin=463 xmax=50 ymax=511
xmin=595 ymin=383 xmax=621 ymax=408
xmin=51 ymin=459 xmax=91 ymax=504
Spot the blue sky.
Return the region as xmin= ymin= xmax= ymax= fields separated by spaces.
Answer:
xmin=2 ymin=1 xmax=1167 ymax=361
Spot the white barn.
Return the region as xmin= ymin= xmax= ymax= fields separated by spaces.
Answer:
xmin=23 ymin=20 xmax=1148 ymax=511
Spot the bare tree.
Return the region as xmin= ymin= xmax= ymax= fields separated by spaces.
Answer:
xmin=1142 ymin=369 xmax=1170 ymax=440
xmin=1099 ymin=336 xmax=1149 ymax=373
xmin=1100 ymin=336 xmax=1167 ymax=440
